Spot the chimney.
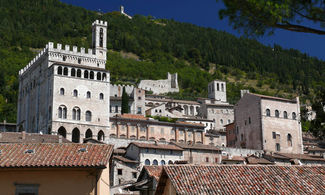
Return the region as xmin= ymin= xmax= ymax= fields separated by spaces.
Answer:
xmin=59 ymin=135 xmax=62 ymax=144
xmin=22 ymin=131 xmax=26 ymax=140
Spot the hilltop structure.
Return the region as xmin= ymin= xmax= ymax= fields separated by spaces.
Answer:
xmin=138 ymin=72 xmax=179 ymax=94
xmin=17 ymin=20 xmax=110 ymax=143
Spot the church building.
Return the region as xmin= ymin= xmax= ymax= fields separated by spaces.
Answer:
xmin=17 ymin=20 xmax=110 ymax=143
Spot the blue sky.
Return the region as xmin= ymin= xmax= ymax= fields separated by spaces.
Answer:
xmin=61 ymin=0 xmax=325 ymax=60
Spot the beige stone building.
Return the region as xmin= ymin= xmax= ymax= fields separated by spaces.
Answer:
xmin=17 ymin=20 xmax=110 ymax=143
xmin=0 ymin=143 xmax=113 ymax=195
xmin=234 ymin=93 xmax=303 ymax=154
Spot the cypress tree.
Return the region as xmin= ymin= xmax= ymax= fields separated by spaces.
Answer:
xmin=121 ymin=87 xmax=129 ymax=114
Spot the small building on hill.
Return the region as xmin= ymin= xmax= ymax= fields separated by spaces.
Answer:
xmin=0 ymin=143 xmax=113 ymax=195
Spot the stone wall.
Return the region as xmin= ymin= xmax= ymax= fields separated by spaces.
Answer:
xmin=138 ymin=72 xmax=179 ymax=94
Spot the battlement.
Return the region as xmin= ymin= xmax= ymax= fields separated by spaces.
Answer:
xmin=110 ymin=84 xmax=135 ymax=97
xmin=19 ymin=47 xmax=48 ymax=76
xmin=92 ymin=20 xmax=107 ymax=26
xmin=47 ymin=42 xmax=97 ymax=57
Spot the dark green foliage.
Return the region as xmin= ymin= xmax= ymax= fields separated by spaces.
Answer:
xmin=0 ymin=0 xmax=324 ymax=123
xmin=309 ymin=88 xmax=325 ymax=139
xmin=121 ymin=87 xmax=129 ymax=114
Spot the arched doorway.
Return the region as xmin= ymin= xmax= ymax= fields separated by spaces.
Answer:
xmin=58 ymin=126 xmax=67 ymax=138
xmin=97 ymin=130 xmax=105 ymax=141
xmin=72 ymin=128 xmax=80 ymax=143
xmin=85 ymin=129 xmax=93 ymax=138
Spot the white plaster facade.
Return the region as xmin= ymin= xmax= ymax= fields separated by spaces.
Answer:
xmin=17 ymin=20 xmax=110 ymax=143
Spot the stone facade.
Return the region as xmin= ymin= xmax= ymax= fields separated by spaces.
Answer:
xmin=138 ymin=72 xmax=179 ymax=94
xmin=17 ymin=20 xmax=110 ymax=143
xmin=234 ymin=93 xmax=303 ymax=154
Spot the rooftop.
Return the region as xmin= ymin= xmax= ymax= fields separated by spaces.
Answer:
xmin=0 ymin=132 xmax=70 ymax=143
xmin=143 ymin=166 xmax=163 ymax=181
xmin=248 ymin=93 xmax=297 ymax=103
xmin=156 ymin=165 xmax=325 ymax=195
xmin=0 ymin=143 xmax=113 ymax=168
xmin=129 ymin=142 xmax=183 ymax=151
xmin=172 ymin=142 xmax=221 ymax=151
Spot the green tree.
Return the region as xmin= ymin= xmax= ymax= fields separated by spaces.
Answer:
xmin=310 ymin=88 xmax=325 ymax=139
xmin=121 ymin=87 xmax=129 ymax=114
xmin=218 ymin=0 xmax=325 ymax=35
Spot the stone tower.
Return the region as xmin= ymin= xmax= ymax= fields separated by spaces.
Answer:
xmin=17 ymin=20 xmax=110 ymax=143
xmin=208 ymin=80 xmax=227 ymax=102
xmin=92 ymin=20 xmax=107 ymax=61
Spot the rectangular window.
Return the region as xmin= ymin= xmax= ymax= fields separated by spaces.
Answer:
xmin=276 ymin=143 xmax=281 ymax=151
xmin=132 ymin=172 xmax=137 ymax=179
xmin=115 ymin=105 xmax=118 ymax=113
xmin=137 ymin=107 xmax=142 ymax=114
xmin=206 ymin=157 xmax=209 ymax=162
xmin=272 ymin=132 xmax=276 ymax=139
xmin=15 ymin=184 xmax=39 ymax=195
xmin=215 ymin=158 xmax=219 ymax=163
xmin=118 ymin=169 xmax=123 ymax=175
xmin=110 ymin=106 xmax=112 ymax=113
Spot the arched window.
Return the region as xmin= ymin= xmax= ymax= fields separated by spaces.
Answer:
xmin=87 ymin=91 xmax=91 ymax=99
xmin=90 ymin=71 xmax=94 ymax=79
xmin=102 ymin=73 xmax=107 ymax=81
xmin=275 ymin=110 xmax=279 ymax=118
xmin=57 ymin=66 xmax=62 ymax=75
xmin=287 ymin=134 xmax=292 ymax=146
xmin=58 ymin=105 xmax=67 ymax=119
xmin=98 ymin=130 xmax=105 ymax=141
xmin=58 ymin=127 xmax=66 ymax=138
xmin=60 ymin=88 xmax=64 ymax=95
xmin=73 ymin=89 xmax=78 ymax=97
xmin=100 ymin=28 xmax=103 ymax=47
xmin=220 ymin=119 xmax=223 ymax=125
xmin=283 ymin=111 xmax=288 ymax=119
xmin=77 ymin=69 xmax=81 ymax=77
xmin=84 ymin=70 xmax=89 ymax=79
xmin=97 ymin=72 xmax=101 ymax=80
xmin=85 ymin=129 xmax=92 ymax=138
xmin=86 ymin=111 xmax=92 ymax=121
xmin=72 ymin=128 xmax=80 ymax=143
xmin=160 ymin=160 xmax=166 ymax=165
xmin=168 ymin=160 xmax=173 ymax=165
xmin=266 ymin=109 xmax=270 ymax=116
xmin=99 ymin=93 xmax=104 ymax=100
xmin=58 ymin=107 xmax=62 ymax=118
xmin=145 ymin=159 xmax=150 ymax=165
xmin=71 ymin=68 xmax=76 ymax=77
xmin=292 ymin=112 xmax=297 ymax=120
xmin=72 ymin=107 xmax=81 ymax=120
xmin=221 ymin=83 xmax=224 ymax=92
xmin=153 ymin=159 xmax=158 ymax=165
xmin=63 ymin=67 xmax=68 ymax=76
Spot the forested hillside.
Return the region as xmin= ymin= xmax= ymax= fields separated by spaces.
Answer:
xmin=0 ymin=0 xmax=324 ymax=123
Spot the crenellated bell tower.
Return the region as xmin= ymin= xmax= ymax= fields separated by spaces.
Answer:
xmin=92 ymin=20 xmax=107 ymax=61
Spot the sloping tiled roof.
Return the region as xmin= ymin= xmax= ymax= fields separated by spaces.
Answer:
xmin=120 ymin=114 xmax=148 ymax=120
xmin=143 ymin=166 xmax=163 ymax=181
xmin=221 ymin=156 xmax=245 ymax=162
xmin=0 ymin=132 xmax=71 ymax=143
xmin=306 ymin=146 xmax=325 ymax=152
xmin=0 ymin=143 xmax=113 ymax=168
xmin=172 ymin=142 xmax=221 ymax=151
xmin=265 ymin=152 xmax=325 ymax=162
xmin=130 ymin=142 xmax=183 ymax=151
xmin=156 ymin=165 xmax=325 ymax=195
xmin=246 ymin=155 xmax=274 ymax=164
xmin=176 ymin=121 xmax=205 ymax=127
xmin=113 ymin=155 xmax=139 ymax=164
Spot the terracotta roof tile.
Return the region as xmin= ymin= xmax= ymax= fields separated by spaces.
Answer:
xmin=222 ymin=156 xmax=245 ymax=161
xmin=130 ymin=142 xmax=183 ymax=151
xmin=246 ymin=155 xmax=274 ymax=164
xmin=144 ymin=166 xmax=163 ymax=181
xmin=156 ymin=165 xmax=325 ymax=195
xmin=0 ymin=143 xmax=113 ymax=168
xmin=249 ymin=93 xmax=297 ymax=103
xmin=266 ymin=152 xmax=325 ymax=162
xmin=120 ymin=114 xmax=148 ymax=120
xmin=0 ymin=132 xmax=70 ymax=143
xmin=176 ymin=121 xmax=205 ymax=127
xmin=113 ymin=155 xmax=139 ymax=164
xmin=172 ymin=142 xmax=221 ymax=151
